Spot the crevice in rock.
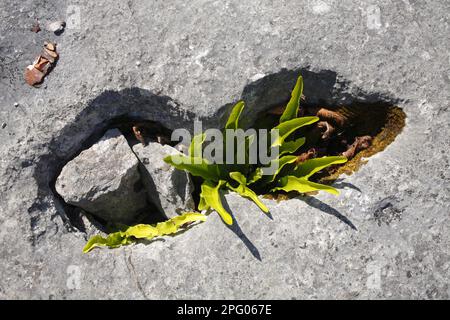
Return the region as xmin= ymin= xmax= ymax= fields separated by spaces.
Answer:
xmin=212 ymin=67 xmax=406 ymax=199
xmin=51 ymin=116 xmax=190 ymax=233
xmin=257 ymin=102 xmax=406 ymax=187
xmin=31 ymin=88 xmax=197 ymax=241
xmin=31 ymin=67 xmax=407 ymax=243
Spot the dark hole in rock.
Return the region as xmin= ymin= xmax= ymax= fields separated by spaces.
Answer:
xmin=256 ymin=101 xmax=406 ymax=200
xmin=114 ymin=118 xmax=175 ymax=148
xmin=51 ymin=115 xmax=193 ymax=233
xmin=187 ymin=101 xmax=406 ymax=206
xmin=207 ymin=68 xmax=407 ymax=201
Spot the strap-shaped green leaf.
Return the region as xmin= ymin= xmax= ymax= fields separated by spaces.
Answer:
xmin=200 ymin=180 xmax=233 ymax=225
xmin=271 ymin=116 xmax=319 ymax=147
xmin=198 ymin=192 xmax=209 ymax=211
xmin=189 ymin=133 xmax=206 ymax=158
xmin=83 ymin=233 xmax=132 ymax=253
xmin=279 ymin=137 xmax=306 ymax=156
xmin=260 ymin=155 xmax=297 ymax=183
xmin=229 ymin=171 xmax=247 ymax=185
xmin=280 ymin=76 xmax=304 ymax=123
xmin=228 ymin=172 xmax=269 ymax=213
xmin=247 ymin=167 xmax=263 ymax=185
xmin=83 ymin=212 xmax=207 ymax=253
xmin=225 ymin=101 xmax=245 ymax=130
xmin=164 ymin=154 xmax=219 ymax=181
xmin=293 ymin=156 xmax=347 ymax=179
xmin=248 ymin=168 xmax=262 ymax=184
xmin=272 ymin=176 xmax=339 ymax=195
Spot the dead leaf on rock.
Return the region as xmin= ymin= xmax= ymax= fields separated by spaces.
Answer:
xmin=34 ymin=56 xmax=49 ymax=71
xmin=43 ymin=47 xmax=58 ymax=58
xmin=24 ymin=65 xmax=45 ymax=86
xmin=24 ymin=42 xmax=58 ymax=87
xmin=45 ymin=42 xmax=55 ymax=51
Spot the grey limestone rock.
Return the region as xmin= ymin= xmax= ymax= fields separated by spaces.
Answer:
xmin=0 ymin=0 xmax=449 ymax=299
xmin=55 ymin=129 xmax=148 ymax=224
xmin=132 ymin=142 xmax=195 ymax=218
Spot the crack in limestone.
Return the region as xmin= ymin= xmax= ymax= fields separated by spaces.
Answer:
xmin=123 ymin=251 xmax=148 ymax=299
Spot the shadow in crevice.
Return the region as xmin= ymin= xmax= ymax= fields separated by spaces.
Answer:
xmin=32 ymin=88 xmax=197 ymax=237
xmin=211 ymin=67 xmax=401 ymax=130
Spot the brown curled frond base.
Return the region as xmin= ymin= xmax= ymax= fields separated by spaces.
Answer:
xmin=264 ymin=98 xmax=405 ymax=184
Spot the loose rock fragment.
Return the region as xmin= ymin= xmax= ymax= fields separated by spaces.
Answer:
xmin=55 ymin=129 xmax=149 ymax=224
xmin=45 ymin=20 xmax=66 ymax=34
xmin=133 ymin=142 xmax=195 ymax=218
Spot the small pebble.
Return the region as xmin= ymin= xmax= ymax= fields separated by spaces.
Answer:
xmin=1 ymin=123 xmax=6 ymax=129
xmin=45 ymin=20 xmax=66 ymax=34
xmin=135 ymin=61 xmax=141 ymax=67
xmin=14 ymin=102 xmax=19 ymax=107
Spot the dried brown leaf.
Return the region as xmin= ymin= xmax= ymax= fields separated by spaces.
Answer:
xmin=40 ymin=49 xmax=56 ymax=63
xmin=45 ymin=42 xmax=56 ymax=51
xmin=43 ymin=47 xmax=58 ymax=58
xmin=34 ymin=56 xmax=51 ymax=73
xmin=24 ymin=66 xmax=45 ymax=86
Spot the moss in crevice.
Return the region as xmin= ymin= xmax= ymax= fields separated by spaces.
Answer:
xmin=318 ymin=105 xmax=406 ymax=183
xmin=261 ymin=103 xmax=406 ymax=201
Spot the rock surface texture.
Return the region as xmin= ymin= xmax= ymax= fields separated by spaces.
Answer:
xmin=0 ymin=0 xmax=449 ymax=299
xmin=132 ymin=142 xmax=195 ymax=218
xmin=55 ymin=129 xmax=148 ymax=224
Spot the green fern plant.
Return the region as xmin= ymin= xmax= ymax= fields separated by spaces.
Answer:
xmin=164 ymin=76 xmax=347 ymax=225
xmin=83 ymin=212 xmax=206 ymax=253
